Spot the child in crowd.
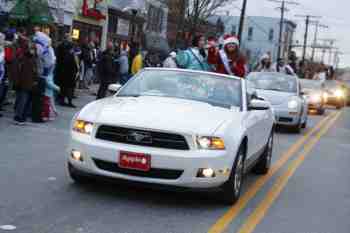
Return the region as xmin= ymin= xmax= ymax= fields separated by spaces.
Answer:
xmin=42 ymin=43 xmax=60 ymax=121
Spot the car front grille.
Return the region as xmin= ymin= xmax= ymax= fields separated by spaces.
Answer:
xmin=93 ymin=159 xmax=184 ymax=180
xmin=278 ymin=117 xmax=293 ymax=123
xmin=95 ymin=125 xmax=190 ymax=150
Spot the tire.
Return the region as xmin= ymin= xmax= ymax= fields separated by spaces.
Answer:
xmin=301 ymin=117 xmax=307 ymax=129
xmin=291 ymin=119 xmax=302 ymax=133
xmin=253 ymin=132 xmax=273 ymax=175
xmin=317 ymin=108 xmax=325 ymax=115
xmin=68 ymin=163 xmax=90 ymax=184
xmin=220 ymin=144 xmax=246 ymax=205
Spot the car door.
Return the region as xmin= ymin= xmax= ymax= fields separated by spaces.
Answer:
xmin=244 ymin=85 xmax=264 ymax=160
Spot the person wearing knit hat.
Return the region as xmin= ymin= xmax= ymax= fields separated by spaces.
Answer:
xmin=208 ymin=34 xmax=247 ymax=78
xmin=255 ymin=52 xmax=274 ymax=72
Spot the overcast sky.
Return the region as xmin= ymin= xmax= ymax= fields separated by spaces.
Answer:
xmin=224 ymin=0 xmax=350 ymax=68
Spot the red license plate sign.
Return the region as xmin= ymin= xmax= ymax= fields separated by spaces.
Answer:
xmin=119 ymin=151 xmax=151 ymax=172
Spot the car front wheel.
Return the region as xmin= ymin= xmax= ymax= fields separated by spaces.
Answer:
xmin=253 ymin=132 xmax=273 ymax=175
xmin=68 ymin=163 xmax=91 ymax=184
xmin=317 ymin=108 xmax=325 ymax=115
xmin=291 ymin=119 xmax=302 ymax=133
xmin=220 ymin=144 xmax=246 ymax=205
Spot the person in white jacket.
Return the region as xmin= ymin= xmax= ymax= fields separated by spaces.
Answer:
xmin=272 ymin=58 xmax=295 ymax=75
xmin=163 ymin=51 xmax=178 ymax=68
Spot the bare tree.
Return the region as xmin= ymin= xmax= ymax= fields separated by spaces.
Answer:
xmin=186 ymin=0 xmax=233 ymax=34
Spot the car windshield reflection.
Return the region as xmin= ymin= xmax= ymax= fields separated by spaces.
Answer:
xmin=247 ymin=72 xmax=297 ymax=93
xmin=117 ymin=69 xmax=242 ymax=109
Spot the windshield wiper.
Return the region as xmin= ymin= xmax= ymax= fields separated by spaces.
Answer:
xmin=116 ymin=94 xmax=140 ymax=97
xmin=267 ymin=88 xmax=285 ymax=92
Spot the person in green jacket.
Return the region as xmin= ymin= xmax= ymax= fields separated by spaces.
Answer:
xmin=176 ymin=35 xmax=211 ymax=72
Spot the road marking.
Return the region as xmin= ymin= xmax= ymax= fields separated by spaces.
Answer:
xmin=236 ymin=111 xmax=341 ymax=233
xmin=0 ymin=225 xmax=16 ymax=231
xmin=48 ymin=177 xmax=57 ymax=181
xmin=208 ymin=111 xmax=337 ymax=233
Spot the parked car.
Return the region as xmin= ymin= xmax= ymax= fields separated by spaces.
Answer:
xmin=323 ymin=80 xmax=346 ymax=109
xmin=299 ymin=79 xmax=326 ymax=115
xmin=67 ymin=68 xmax=275 ymax=204
xmin=246 ymin=72 xmax=308 ymax=133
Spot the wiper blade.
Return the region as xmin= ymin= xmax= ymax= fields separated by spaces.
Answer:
xmin=268 ymin=88 xmax=284 ymax=92
xmin=117 ymin=94 xmax=140 ymax=97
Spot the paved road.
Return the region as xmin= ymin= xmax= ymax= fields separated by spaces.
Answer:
xmin=0 ymin=92 xmax=348 ymax=233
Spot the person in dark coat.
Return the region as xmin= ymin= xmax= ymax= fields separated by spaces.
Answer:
xmin=55 ymin=36 xmax=79 ymax=108
xmin=13 ymin=40 xmax=38 ymax=124
xmin=96 ymin=42 xmax=116 ymax=100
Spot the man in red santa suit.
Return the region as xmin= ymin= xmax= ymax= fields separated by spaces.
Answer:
xmin=208 ymin=35 xmax=247 ymax=78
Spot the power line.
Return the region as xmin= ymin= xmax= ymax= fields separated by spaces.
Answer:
xmin=310 ymin=21 xmax=328 ymax=62
xmin=319 ymin=38 xmax=336 ymax=64
xmin=295 ymin=14 xmax=321 ymax=63
xmin=268 ymin=0 xmax=299 ymax=59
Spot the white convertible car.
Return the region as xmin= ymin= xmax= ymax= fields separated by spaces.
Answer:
xmin=67 ymin=68 xmax=275 ymax=204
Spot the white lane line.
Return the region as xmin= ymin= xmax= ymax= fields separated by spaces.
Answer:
xmin=0 ymin=225 xmax=17 ymax=231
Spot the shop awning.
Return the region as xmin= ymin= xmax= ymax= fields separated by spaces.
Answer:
xmin=10 ymin=0 xmax=54 ymax=24
xmin=9 ymin=0 xmax=28 ymax=20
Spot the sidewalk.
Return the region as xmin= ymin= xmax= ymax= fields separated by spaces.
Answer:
xmin=0 ymin=85 xmax=98 ymax=129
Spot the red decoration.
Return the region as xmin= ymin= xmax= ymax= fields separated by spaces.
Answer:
xmin=82 ymin=0 xmax=106 ymax=21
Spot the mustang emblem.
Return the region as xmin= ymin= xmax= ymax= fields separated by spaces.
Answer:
xmin=127 ymin=131 xmax=153 ymax=144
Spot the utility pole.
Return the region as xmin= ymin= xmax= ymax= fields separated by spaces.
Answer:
xmin=311 ymin=21 xmax=328 ymax=62
xmin=295 ymin=15 xmax=321 ymax=63
xmin=237 ymin=0 xmax=248 ymax=43
xmin=268 ymin=0 xmax=299 ymax=59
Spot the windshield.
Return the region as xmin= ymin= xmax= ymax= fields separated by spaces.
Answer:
xmin=117 ymin=69 xmax=242 ymax=109
xmin=247 ymin=73 xmax=298 ymax=93
xmin=324 ymin=80 xmax=340 ymax=89
xmin=300 ymin=79 xmax=323 ymax=90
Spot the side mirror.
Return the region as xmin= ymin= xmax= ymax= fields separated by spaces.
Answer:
xmin=251 ymin=92 xmax=265 ymax=101
xmin=249 ymin=99 xmax=270 ymax=111
xmin=108 ymin=84 xmax=122 ymax=93
xmin=300 ymin=90 xmax=306 ymax=96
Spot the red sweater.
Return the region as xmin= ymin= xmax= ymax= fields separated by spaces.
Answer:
xmin=208 ymin=47 xmax=246 ymax=78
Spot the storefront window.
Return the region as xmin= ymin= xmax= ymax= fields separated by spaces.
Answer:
xmin=108 ymin=14 xmax=118 ymax=34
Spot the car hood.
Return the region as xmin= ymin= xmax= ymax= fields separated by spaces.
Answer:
xmin=256 ymin=89 xmax=296 ymax=106
xmin=302 ymin=88 xmax=322 ymax=95
xmin=79 ymin=96 xmax=238 ymax=135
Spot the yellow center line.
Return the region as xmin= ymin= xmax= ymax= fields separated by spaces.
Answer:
xmin=208 ymin=111 xmax=337 ymax=233
xmin=236 ymin=111 xmax=342 ymax=233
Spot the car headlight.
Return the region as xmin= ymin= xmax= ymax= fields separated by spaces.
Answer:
xmin=335 ymin=89 xmax=343 ymax=98
xmin=73 ymin=120 xmax=94 ymax=135
xmin=196 ymin=136 xmax=225 ymax=150
xmin=323 ymin=93 xmax=328 ymax=101
xmin=310 ymin=94 xmax=322 ymax=103
xmin=288 ymin=99 xmax=299 ymax=109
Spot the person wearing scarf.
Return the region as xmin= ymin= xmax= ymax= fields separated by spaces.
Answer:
xmin=208 ymin=35 xmax=246 ymax=78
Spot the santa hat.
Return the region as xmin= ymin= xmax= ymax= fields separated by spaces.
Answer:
xmin=223 ymin=35 xmax=239 ymax=47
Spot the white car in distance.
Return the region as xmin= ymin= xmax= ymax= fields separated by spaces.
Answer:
xmin=68 ymin=68 xmax=275 ymax=204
